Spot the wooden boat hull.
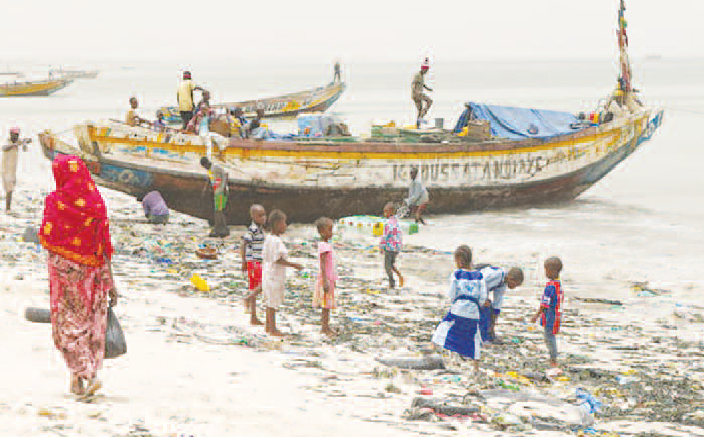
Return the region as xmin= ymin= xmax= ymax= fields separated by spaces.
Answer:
xmin=0 ymin=79 xmax=72 ymax=97
xmin=160 ymin=81 xmax=346 ymax=123
xmin=38 ymin=108 xmax=663 ymax=225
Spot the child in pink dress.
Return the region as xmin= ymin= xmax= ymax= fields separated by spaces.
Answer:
xmin=314 ymin=217 xmax=338 ymax=336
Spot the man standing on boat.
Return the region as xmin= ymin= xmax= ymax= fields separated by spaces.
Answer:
xmin=2 ymin=127 xmax=30 ymax=211
xmin=177 ymin=71 xmax=204 ymax=130
xmin=412 ymin=58 xmax=433 ymax=128
xmin=333 ymin=61 xmax=342 ymax=82
xmin=200 ymin=156 xmax=230 ymax=238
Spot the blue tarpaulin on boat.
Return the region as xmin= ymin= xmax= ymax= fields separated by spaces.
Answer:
xmin=453 ymin=102 xmax=584 ymax=139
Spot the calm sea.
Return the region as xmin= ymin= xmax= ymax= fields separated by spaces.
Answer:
xmin=2 ymin=58 xmax=702 ymax=307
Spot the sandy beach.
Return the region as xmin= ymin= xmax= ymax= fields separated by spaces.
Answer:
xmin=1 ymin=0 xmax=704 ymax=432
xmin=1 ymin=183 xmax=703 ymax=437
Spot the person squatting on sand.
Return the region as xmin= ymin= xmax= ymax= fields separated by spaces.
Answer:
xmin=242 ymin=204 xmax=267 ymax=326
xmin=39 ymin=155 xmax=118 ymax=397
xmin=380 ymin=202 xmax=404 ymax=289
xmin=431 ymin=245 xmax=487 ymax=374
xmin=530 ymin=257 xmax=564 ymax=368
xmin=262 ymin=210 xmax=303 ymax=336
xmin=314 ymin=217 xmax=338 ymax=336
xmin=141 ymin=190 xmax=169 ymax=225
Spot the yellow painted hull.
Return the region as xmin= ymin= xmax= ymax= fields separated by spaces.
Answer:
xmin=0 ymin=79 xmax=72 ymax=97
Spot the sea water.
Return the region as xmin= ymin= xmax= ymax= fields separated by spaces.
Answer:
xmin=1 ymin=57 xmax=702 ymax=312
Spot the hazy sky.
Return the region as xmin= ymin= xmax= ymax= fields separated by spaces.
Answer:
xmin=2 ymin=0 xmax=702 ymax=63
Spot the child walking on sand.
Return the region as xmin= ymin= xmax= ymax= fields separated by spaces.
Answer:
xmin=262 ymin=210 xmax=303 ymax=336
xmin=314 ymin=217 xmax=338 ymax=336
xmin=432 ymin=245 xmax=487 ymax=373
xmin=530 ymin=257 xmax=564 ymax=368
xmin=380 ymin=202 xmax=403 ymax=289
xmin=241 ymin=204 xmax=266 ymax=325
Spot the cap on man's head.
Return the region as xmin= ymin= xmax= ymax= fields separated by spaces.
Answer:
xmin=9 ymin=127 xmax=20 ymax=134
xmin=183 ymin=71 xmax=192 ymax=79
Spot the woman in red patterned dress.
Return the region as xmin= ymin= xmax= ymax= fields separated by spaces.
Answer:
xmin=39 ymin=155 xmax=117 ymax=397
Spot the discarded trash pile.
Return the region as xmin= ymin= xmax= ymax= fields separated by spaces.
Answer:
xmin=6 ymin=190 xmax=704 ymax=436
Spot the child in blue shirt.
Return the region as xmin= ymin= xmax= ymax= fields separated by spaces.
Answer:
xmin=479 ymin=266 xmax=524 ymax=342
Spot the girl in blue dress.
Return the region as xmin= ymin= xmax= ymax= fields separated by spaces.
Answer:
xmin=432 ymin=245 xmax=487 ymax=373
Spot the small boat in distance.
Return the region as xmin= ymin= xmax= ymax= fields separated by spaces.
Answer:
xmin=50 ymin=68 xmax=100 ymax=80
xmin=158 ymin=80 xmax=346 ymax=124
xmin=0 ymin=77 xmax=72 ymax=97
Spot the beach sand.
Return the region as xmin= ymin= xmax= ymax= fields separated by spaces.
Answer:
xmin=2 ymin=186 xmax=704 ymax=437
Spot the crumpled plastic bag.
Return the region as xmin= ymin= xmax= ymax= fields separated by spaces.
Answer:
xmin=105 ymin=307 xmax=127 ymax=359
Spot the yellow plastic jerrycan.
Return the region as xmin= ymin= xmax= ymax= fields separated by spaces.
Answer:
xmin=190 ymin=274 xmax=209 ymax=292
xmin=372 ymin=222 xmax=384 ymax=237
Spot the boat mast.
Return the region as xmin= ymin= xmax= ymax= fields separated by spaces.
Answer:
xmin=617 ymin=0 xmax=632 ymax=91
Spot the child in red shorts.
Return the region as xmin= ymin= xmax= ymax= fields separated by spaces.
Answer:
xmin=241 ymin=204 xmax=266 ymax=325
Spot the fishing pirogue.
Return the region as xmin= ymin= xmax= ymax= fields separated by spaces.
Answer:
xmin=0 ymin=78 xmax=72 ymax=97
xmin=38 ymin=1 xmax=663 ymax=225
xmin=158 ymin=80 xmax=347 ymax=124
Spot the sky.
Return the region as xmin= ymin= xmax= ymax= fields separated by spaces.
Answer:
xmin=1 ymin=0 xmax=702 ymax=64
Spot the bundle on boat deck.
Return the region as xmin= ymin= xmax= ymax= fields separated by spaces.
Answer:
xmin=454 ymin=102 xmax=588 ymax=140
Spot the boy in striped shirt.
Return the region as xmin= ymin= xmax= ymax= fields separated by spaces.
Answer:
xmin=530 ymin=257 xmax=564 ymax=368
xmin=241 ymin=204 xmax=267 ymax=325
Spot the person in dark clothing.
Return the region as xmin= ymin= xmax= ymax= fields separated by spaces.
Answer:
xmin=333 ymin=61 xmax=341 ymax=82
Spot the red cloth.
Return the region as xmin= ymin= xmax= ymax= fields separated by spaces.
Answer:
xmin=247 ymin=261 xmax=262 ymax=290
xmin=40 ymin=155 xmax=113 ymax=270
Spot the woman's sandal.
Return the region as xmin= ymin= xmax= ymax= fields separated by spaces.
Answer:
xmin=83 ymin=378 xmax=102 ymax=397
xmin=70 ymin=376 xmax=85 ymax=396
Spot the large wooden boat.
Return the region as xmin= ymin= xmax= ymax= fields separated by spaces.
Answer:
xmin=38 ymin=104 xmax=663 ymax=225
xmin=159 ymin=80 xmax=346 ymax=124
xmin=0 ymin=78 xmax=72 ymax=97
xmin=38 ymin=1 xmax=662 ymax=225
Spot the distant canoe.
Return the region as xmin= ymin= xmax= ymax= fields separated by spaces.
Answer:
xmin=159 ymin=81 xmax=346 ymax=124
xmin=51 ymin=69 xmax=100 ymax=80
xmin=0 ymin=78 xmax=72 ymax=97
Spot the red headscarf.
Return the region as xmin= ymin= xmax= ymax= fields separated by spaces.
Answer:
xmin=39 ymin=155 xmax=113 ymax=267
